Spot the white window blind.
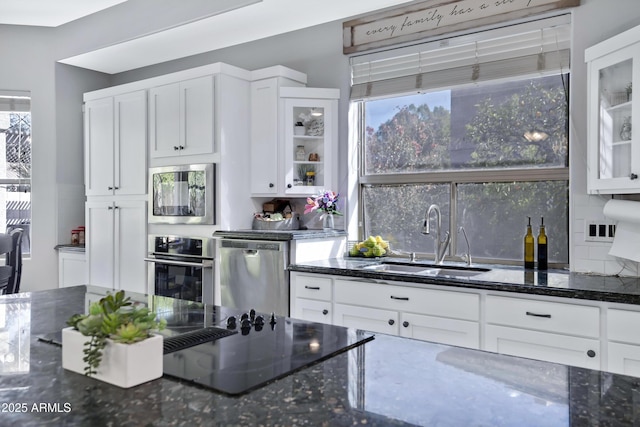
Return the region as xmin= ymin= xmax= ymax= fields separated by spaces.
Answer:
xmin=350 ymin=15 xmax=571 ymax=100
xmin=0 ymin=91 xmax=30 ymax=113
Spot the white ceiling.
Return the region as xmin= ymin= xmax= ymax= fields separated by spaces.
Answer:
xmin=0 ymin=0 xmax=128 ymax=27
xmin=52 ymin=0 xmax=415 ymax=74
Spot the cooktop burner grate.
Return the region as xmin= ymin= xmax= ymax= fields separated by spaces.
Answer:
xmin=163 ymin=327 xmax=237 ymax=354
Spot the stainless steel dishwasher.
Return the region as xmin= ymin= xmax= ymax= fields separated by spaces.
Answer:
xmin=218 ymin=239 xmax=289 ymax=316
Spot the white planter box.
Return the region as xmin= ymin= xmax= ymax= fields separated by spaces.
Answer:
xmin=62 ymin=327 xmax=163 ymax=388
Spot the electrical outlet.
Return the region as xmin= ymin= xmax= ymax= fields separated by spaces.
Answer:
xmin=584 ymin=220 xmax=615 ymax=242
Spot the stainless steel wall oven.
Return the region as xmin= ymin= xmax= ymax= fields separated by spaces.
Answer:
xmin=144 ymin=235 xmax=214 ymax=304
xmin=148 ymin=164 xmax=215 ymax=225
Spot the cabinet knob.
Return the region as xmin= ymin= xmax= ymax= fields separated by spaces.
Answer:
xmin=402 ymin=321 xmax=409 ymax=328
xmin=587 ymin=350 xmax=596 ymax=358
xmin=322 ymin=309 xmax=329 ymax=315
xmin=269 ymin=183 xmax=274 ymax=188
xmin=287 ymin=184 xmax=292 ymax=189
xmin=173 ymin=146 xmax=180 ymax=151
xmin=388 ymin=319 xmax=395 ymax=326
xmin=107 ymin=186 xmax=113 ymax=190
xmin=179 ymin=145 xmax=185 ymax=150
xmin=631 ymin=173 xmax=638 ymax=180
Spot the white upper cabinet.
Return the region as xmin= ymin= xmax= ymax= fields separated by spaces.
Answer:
xmin=249 ymin=76 xmax=339 ymax=197
xmin=84 ymin=90 xmax=147 ymax=197
xmin=149 ymin=75 xmax=215 ymax=158
xmin=281 ymin=89 xmax=339 ymax=196
xmin=586 ymin=24 xmax=640 ymax=194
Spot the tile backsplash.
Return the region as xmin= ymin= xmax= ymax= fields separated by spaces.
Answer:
xmin=572 ymin=193 xmax=639 ymax=277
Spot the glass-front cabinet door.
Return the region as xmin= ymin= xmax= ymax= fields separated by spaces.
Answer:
xmin=281 ymin=88 xmax=339 ymax=196
xmin=586 ymin=25 xmax=640 ymax=194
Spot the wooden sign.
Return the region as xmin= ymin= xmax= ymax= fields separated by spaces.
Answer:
xmin=343 ymin=0 xmax=580 ymax=54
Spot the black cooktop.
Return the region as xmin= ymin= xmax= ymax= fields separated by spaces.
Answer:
xmin=160 ymin=306 xmax=374 ymax=396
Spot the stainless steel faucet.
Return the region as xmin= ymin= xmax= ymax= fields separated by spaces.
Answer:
xmin=458 ymin=226 xmax=472 ymax=266
xmin=422 ymin=204 xmax=451 ymax=265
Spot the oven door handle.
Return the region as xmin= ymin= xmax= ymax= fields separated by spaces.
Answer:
xmin=144 ymin=257 xmax=213 ymax=269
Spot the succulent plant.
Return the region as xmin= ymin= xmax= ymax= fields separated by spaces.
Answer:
xmin=66 ymin=290 xmax=166 ymax=377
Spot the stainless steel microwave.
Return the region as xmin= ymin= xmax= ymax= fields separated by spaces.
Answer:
xmin=148 ymin=164 xmax=215 ymax=225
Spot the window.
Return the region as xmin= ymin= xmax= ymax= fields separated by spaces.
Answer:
xmin=0 ymin=93 xmax=31 ymax=255
xmin=351 ymin=17 xmax=570 ymax=266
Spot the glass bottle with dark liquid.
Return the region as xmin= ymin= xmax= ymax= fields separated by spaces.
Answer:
xmin=537 ymin=217 xmax=548 ymax=270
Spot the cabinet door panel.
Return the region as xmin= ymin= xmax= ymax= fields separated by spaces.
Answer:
xmin=149 ymin=83 xmax=180 ymax=158
xmin=485 ymin=324 xmax=600 ymax=370
xmin=334 ymin=303 xmax=398 ymax=335
xmin=250 ymin=79 xmax=279 ymax=194
xmin=181 ymin=76 xmax=214 ymax=156
xmin=58 ymin=252 xmax=87 ymax=288
xmin=400 ymin=312 xmax=479 ymax=349
xmin=85 ymin=98 xmax=114 ymax=196
xmin=115 ymin=90 xmax=147 ymax=195
xmin=293 ymin=298 xmax=332 ymax=324
xmin=115 ymin=200 xmax=147 ymax=295
xmin=86 ymin=201 xmax=115 ymax=289
xmin=608 ymin=342 xmax=640 ymax=376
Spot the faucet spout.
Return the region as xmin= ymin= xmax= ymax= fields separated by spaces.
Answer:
xmin=422 ymin=204 xmax=450 ymax=264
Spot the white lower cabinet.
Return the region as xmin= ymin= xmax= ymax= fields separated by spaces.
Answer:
xmin=290 ymin=272 xmax=480 ymax=349
xmin=485 ymin=295 xmax=601 ymax=370
xmin=58 ymin=250 xmax=87 ymax=288
xmin=86 ymin=199 xmax=147 ymax=294
xmin=291 ymin=274 xmax=333 ymax=323
xmin=607 ymin=309 xmax=640 ymax=376
xmin=334 ymin=279 xmax=480 ymax=349
xmin=289 ymin=271 xmax=640 ymax=376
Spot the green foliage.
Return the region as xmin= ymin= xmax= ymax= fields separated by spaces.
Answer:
xmin=66 ymin=290 xmax=166 ymax=377
xmin=465 ymin=80 xmax=568 ymax=168
xmin=365 ymin=104 xmax=451 ymax=173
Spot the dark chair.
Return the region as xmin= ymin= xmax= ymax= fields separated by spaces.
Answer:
xmin=5 ymin=228 xmax=23 ymax=294
xmin=0 ymin=233 xmax=14 ymax=294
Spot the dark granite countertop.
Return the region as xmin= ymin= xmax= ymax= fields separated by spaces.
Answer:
xmin=289 ymin=257 xmax=640 ymax=305
xmin=54 ymin=244 xmax=85 ymax=252
xmin=214 ymin=229 xmax=347 ymax=241
xmin=2 ymin=285 xmax=640 ymax=426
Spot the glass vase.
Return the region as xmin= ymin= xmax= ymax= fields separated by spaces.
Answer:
xmin=322 ymin=213 xmax=335 ymax=231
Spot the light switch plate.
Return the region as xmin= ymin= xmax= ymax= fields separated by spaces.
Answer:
xmin=584 ymin=220 xmax=615 ymax=242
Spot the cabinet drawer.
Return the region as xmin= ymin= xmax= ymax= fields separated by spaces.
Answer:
xmin=485 ymin=325 xmax=601 ymax=370
xmin=608 ymin=309 xmax=640 ymax=344
xmin=334 ymin=279 xmax=479 ymax=321
xmin=486 ymin=295 xmax=599 ymax=338
xmin=293 ymin=275 xmax=332 ymax=301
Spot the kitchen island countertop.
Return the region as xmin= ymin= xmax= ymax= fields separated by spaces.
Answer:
xmin=1 ymin=285 xmax=640 ymax=426
xmin=289 ymin=257 xmax=640 ymax=305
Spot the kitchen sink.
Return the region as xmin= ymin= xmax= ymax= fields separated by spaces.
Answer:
xmin=361 ymin=262 xmax=490 ymax=278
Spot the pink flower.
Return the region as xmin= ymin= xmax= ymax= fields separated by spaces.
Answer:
xmin=304 ymin=197 xmax=319 ymax=214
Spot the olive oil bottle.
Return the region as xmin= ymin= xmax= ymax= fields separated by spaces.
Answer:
xmin=524 ymin=217 xmax=535 ymax=269
xmin=537 ymin=217 xmax=548 ymax=270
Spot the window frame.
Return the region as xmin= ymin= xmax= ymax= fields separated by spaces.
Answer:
xmin=351 ymin=47 xmax=571 ymax=267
